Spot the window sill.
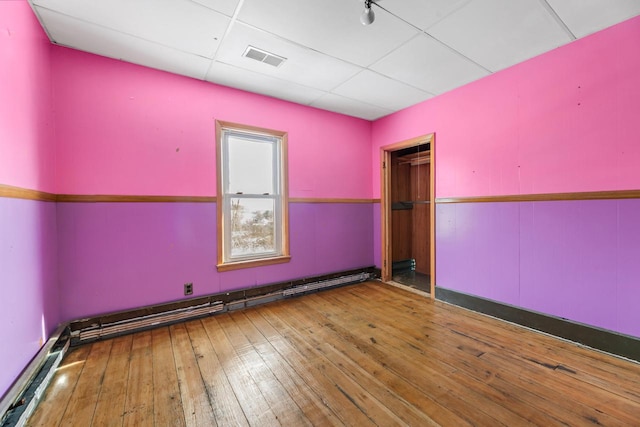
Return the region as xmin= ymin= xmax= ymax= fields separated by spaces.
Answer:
xmin=216 ymin=255 xmax=291 ymax=272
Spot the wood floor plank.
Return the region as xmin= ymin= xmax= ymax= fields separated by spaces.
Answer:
xmin=318 ymin=342 xmax=441 ymax=426
xmin=301 ymin=291 xmax=535 ymax=426
xmin=260 ymin=302 xmax=422 ymax=427
xmin=242 ymin=308 xmax=356 ymax=426
xmin=151 ymin=327 xmax=186 ymax=427
xmin=214 ymin=313 xmax=312 ymax=426
xmin=482 ymin=350 xmax=640 ymax=425
xmin=288 ymin=295 xmax=517 ymax=426
xmin=446 ymin=310 xmax=640 ymax=404
xmin=200 ymin=315 xmax=281 ymax=427
xmin=271 ymin=299 xmax=442 ymax=426
xmin=357 ymin=304 xmax=608 ymax=424
xmin=364 ymin=286 xmax=640 ymax=401
xmin=231 ymin=310 xmax=345 ymax=426
xmin=91 ymin=334 xmax=132 ymax=427
xmin=359 ymin=281 xmax=640 ymax=392
xmin=274 ymin=297 xmax=474 ymax=426
xmin=248 ymin=307 xmax=379 ymax=426
xmin=25 ymin=346 xmax=91 ymax=427
xmin=330 ymin=286 xmax=614 ymax=426
xmin=26 ymin=281 xmax=640 ymax=427
xmin=370 ymin=281 xmax=640 ymax=383
xmin=355 ymin=282 xmax=640 ymax=425
xmin=183 ymin=319 xmax=249 ymax=427
xmin=170 ymin=323 xmax=217 ymax=427
xmin=122 ymin=330 xmax=154 ymax=427
xmin=362 ymin=283 xmax=640 ymax=416
xmin=58 ymin=339 xmax=113 ymax=427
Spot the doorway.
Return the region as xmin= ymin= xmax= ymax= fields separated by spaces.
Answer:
xmin=381 ymin=134 xmax=435 ymax=297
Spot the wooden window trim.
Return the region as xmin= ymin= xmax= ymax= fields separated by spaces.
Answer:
xmin=216 ymin=255 xmax=292 ymax=272
xmin=215 ymin=120 xmax=290 ymax=271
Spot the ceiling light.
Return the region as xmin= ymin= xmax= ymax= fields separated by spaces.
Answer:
xmin=360 ymin=0 xmax=375 ymax=26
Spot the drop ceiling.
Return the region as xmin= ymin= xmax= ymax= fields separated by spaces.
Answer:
xmin=29 ymin=0 xmax=640 ymax=120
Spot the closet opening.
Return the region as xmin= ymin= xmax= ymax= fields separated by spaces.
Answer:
xmin=380 ymin=134 xmax=435 ymax=297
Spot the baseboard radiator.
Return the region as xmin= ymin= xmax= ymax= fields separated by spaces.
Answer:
xmin=71 ymin=270 xmax=374 ymax=344
xmin=1 ymin=267 xmax=376 ymax=426
xmin=73 ymin=302 xmax=226 ymax=343
xmin=283 ymin=272 xmax=369 ymax=296
xmin=1 ymin=326 xmax=69 ymax=427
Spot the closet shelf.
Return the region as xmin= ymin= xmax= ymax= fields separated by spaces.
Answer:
xmin=391 ymin=200 xmax=430 ymax=210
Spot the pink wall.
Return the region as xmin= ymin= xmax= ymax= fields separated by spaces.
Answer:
xmin=372 ymin=15 xmax=640 ymax=199
xmin=370 ymin=15 xmax=640 ymax=338
xmin=0 ymin=0 xmax=56 ymax=193
xmin=0 ymin=0 xmax=59 ymax=399
xmin=51 ymin=46 xmax=376 ymax=322
xmin=52 ymin=47 xmax=373 ymax=199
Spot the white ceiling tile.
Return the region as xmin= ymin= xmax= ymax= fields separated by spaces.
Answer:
xmin=370 ymin=34 xmax=489 ymax=94
xmin=189 ymin=0 xmax=241 ymax=17
xmin=215 ymin=23 xmax=362 ymax=91
xmin=428 ymin=0 xmax=573 ymax=72
xmin=332 ymin=70 xmax=432 ymax=111
xmin=311 ymin=93 xmax=393 ymax=121
xmin=35 ymin=7 xmax=212 ymax=79
xmin=237 ymin=0 xmax=419 ymax=67
xmin=32 ymin=0 xmax=229 ymax=58
xmin=381 ymin=0 xmax=473 ymax=30
xmin=546 ymin=0 xmax=640 ymax=38
xmin=28 ymin=0 xmax=640 ymax=120
xmin=206 ymin=61 xmax=326 ymax=106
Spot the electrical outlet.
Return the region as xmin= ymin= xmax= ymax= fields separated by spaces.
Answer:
xmin=184 ymin=282 xmax=193 ymax=296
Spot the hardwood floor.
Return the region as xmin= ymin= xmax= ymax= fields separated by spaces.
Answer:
xmin=27 ymin=281 xmax=640 ymax=426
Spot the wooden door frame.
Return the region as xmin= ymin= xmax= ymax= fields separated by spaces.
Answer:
xmin=380 ymin=133 xmax=435 ymax=297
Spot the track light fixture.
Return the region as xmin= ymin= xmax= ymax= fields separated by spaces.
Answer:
xmin=360 ymin=0 xmax=375 ymax=26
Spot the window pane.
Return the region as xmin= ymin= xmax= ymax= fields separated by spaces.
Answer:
xmin=229 ymin=198 xmax=276 ymax=258
xmin=216 ymin=121 xmax=289 ymax=270
xmin=227 ymin=135 xmax=274 ymax=195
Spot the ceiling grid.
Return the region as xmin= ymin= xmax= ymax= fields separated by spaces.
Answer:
xmin=29 ymin=0 xmax=640 ymax=120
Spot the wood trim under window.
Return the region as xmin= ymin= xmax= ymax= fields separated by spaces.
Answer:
xmin=215 ymin=120 xmax=290 ymax=272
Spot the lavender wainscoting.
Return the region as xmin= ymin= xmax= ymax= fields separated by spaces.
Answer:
xmin=56 ymin=202 xmax=374 ymax=322
xmin=0 ymin=198 xmax=59 ymax=398
xmin=372 ymin=203 xmax=381 ymax=268
xmin=519 ymin=200 xmax=619 ymax=332
xmin=436 ymin=199 xmax=640 ymax=339
xmin=616 ymin=199 xmax=640 ymax=337
xmin=436 ymin=202 xmax=521 ymax=305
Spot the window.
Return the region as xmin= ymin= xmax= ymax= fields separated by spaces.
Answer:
xmin=216 ymin=120 xmax=290 ymax=271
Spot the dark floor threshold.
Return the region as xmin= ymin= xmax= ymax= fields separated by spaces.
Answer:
xmin=435 ymin=286 xmax=640 ymax=363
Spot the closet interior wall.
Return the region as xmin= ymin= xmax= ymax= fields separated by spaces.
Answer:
xmin=391 ymin=151 xmax=430 ymax=275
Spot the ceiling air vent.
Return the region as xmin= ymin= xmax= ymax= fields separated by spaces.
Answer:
xmin=242 ymin=46 xmax=286 ymax=67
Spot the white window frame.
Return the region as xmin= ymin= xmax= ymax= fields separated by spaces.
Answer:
xmin=216 ymin=120 xmax=290 ymax=271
